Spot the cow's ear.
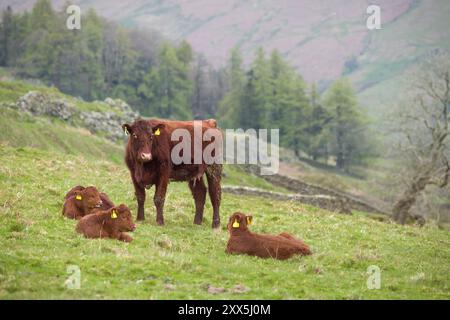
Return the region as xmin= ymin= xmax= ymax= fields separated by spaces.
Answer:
xmin=232 ymin=214 xmax=242 ymax=228
xmin=122 ymin=123 xmax=132 ymax=135
xmin=152 ymin=124 xmax=165 ymax=136
xmin=74 ymin=190 xmax=83 ymax=201
xmin=110 ymin=207 xmax=118 ymax=219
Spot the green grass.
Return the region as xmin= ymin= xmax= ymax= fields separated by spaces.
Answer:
xmin=0 ymin=145 xmax=448 ymax=299
xmin=0 ymin=108 xmax=124 ymax=164
xmin=223 ymin=165 xmax=290 ymax=193
xmin=68 ymin=99 xmax=115 ymax=114
xmin=0 ymin=79 xmax=60 ymax=104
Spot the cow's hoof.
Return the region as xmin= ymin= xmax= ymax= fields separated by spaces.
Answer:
xmin=136 ymin=216 xmax=145 ymax=222
xmin=193 ymin=217 xmax=203 ymax=225
xmin=156 ymin=220 xmax=165 ymax=226
xmin=212 ymin=221 xmax=220 ymax=229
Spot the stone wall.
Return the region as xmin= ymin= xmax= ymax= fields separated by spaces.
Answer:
xmin=240 ymin=165 xmax=390 ymax=215
xmin=222 ymin=185 xmax=352 ymax=214
xmin=9 ymin=91 xmax=139 ymax=141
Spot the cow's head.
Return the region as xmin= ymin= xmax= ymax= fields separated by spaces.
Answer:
xmin=122 ymin=120 xmax=165 ymax=163
xmin=109 ymin=204 xmax=136 ymax=232
xmin=227 ymin=212 xmax=253 ymax=234
xmin=73 ymin=186 xmax=103 ymax=211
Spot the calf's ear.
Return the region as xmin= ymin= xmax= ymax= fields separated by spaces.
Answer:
xmin=232 ymin=214 xmax=242 ymax=228
xmin=122 ymin=124 xmax=132 ymax=135
xmin=111 ymin=208 xmax=118 ymax=219
xmin=74 ymin=190 xmax=82 ymax=201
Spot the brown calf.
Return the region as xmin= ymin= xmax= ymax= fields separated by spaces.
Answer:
xmin=122 ymin=118 xmax=222 ymax=228
xmin=64 ymin=185 xmax=115 ymax=209
xmin=225 ymin=212 xmax=312 ymax=260
xmin=62 ymin=186 xmax=106 ymax=220
xmin=76 ymin=204 xmax=136 ymax=242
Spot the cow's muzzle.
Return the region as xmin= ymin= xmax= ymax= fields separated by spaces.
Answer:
xmin=140 ymin=153 xmax=152 ymax=162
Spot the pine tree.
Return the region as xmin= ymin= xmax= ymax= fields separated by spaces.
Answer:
xmin=0 ymin=6 xmax=13 ymax=66
xmin=323 ymin=78 xmax=368 ymax=171
xmin=191 ymin=54 xmax=210 ymax=118
xmin=217 ymin=48 xmax=245 ymax=127
xmin=247 ymin=47 xmax=272 ymax=128
xmin=81 ymin=8 xmax=106 ymax=99
xmin=138 ymin=42 xmax=192 ymax=119
xmin=303 ymin=83 xmax=332 ymax=161
xmin=18 ymin=0 xmax=58 ymax=80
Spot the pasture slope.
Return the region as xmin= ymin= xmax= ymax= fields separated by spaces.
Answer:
xmin=0 ymin=86 xmax=449 ymax=299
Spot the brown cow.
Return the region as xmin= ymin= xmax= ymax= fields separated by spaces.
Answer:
xmin=64 ymin=185 xmax=115 ymax=209
xmin=225 ymin=212 xmax=312 ymax=260
xmin=122 ymin=119 xmax=222 ymax=228
xmin=62 ymin=186 xmax=105 ymax=219
xmin=76 ymin=204 xmax=136 ymax=242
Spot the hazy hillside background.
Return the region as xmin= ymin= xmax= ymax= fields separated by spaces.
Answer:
xmin=1 ymin=0 xmax=449 ymax=219
xmin=2 ymin=0 xmax=450 ymax=117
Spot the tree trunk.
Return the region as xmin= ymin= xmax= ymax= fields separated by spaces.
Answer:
xmin=392 ymin=192 xmax=418 ymax=224
xmin=294 ymin=148 xmax=301 ymax=160
xmin=335 ymin=105 xmax=345 ymax=170
xmin=392 ymin=176 xmax=429 ymax=224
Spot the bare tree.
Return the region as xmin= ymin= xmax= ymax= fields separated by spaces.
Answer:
xmin=392 ymin=51 xmax=450 ymax=224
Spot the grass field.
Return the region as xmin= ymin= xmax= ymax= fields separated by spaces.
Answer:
xmin=0 ymin=144 xmax=449 ymax=299
xmin=0 ymin=77 xmax=449 ymax=299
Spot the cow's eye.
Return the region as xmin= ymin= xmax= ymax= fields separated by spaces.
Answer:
xmin=133 ymin=134 xmax=137 ymax=139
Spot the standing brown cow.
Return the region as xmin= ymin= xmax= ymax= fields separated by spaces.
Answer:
xmin=122 ymin=119 xmax=222 ymax=228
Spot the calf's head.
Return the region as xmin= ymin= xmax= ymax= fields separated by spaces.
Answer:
xmin=74 ymin=186 xmax=103 ymax=210
xmin=65 ymin=185 xmax=85 ymax=200
xmin=109 ymin=204 xmax=136 ymax=232
xmin=227 ymin=212 xmax=253 ymax=234
xmin=122 ymin=120 xmax=165 ymax=163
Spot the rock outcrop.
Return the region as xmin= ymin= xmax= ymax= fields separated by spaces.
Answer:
xmin=16 ymin=91 xmax=76 ymax=120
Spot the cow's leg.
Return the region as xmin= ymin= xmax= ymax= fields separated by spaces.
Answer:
xmin=132 ymin=176 xmax=146 ymax=221
xmin=154 ymin=166 xmax=169 ymax=226
xmin=188 ymin=177 xmax=207 ymax=225
xmin=205 ymin=164 xmax=222 ymax=228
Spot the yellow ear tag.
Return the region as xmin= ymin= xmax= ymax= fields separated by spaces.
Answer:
xmin=75 ymin=195 xmax=82 ymax=200
xmin=232 ymin=219 xmax=240 ymax=228
xmin=111 ymin=209 xmax=118 ymax=219
xmin=246 ymin=217 xmax=252 ymax=225
xmin=154 ymin=128 xmax=161 ymax=136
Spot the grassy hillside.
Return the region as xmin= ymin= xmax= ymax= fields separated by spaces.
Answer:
xmin=0 ymin=108 xmax=124 ymax=164
xmin=352 ymin=0 xmax=450 ymax=117
xmin=1 ymin=145 xmax=449 ymax=299
xmin=0 ymin=77 xmax=448 ymax=299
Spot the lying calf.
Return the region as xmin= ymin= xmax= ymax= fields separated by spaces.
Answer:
xmin=65 ymin=185 xmax=115 ymax=209
xmin=62 ymin=186 xmax=107 ymax=219
xmin=225 ymin=212 xmax=312 ymax=260
xmin=76 ymin=204 xmax=136 ymax=242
